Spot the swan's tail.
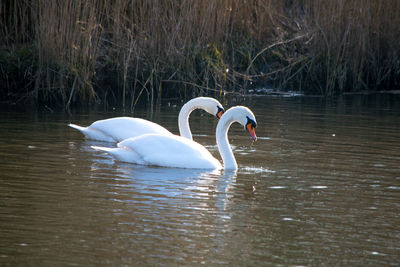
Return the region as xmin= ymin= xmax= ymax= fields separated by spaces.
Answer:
xmin=91 ymin=145 xmax=144 ymax=164
xmin=91 ymin=146 xmax=114 ymax=153
xmin=69 ymin=123 xmax=115 ymax=142
xmin=92 ymin=145 xmax=131 ymax=159
xmin=68 ymin=123 xmax=87 ymax=133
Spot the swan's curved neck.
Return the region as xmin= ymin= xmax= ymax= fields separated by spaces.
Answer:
xmin=178 ymin=101 xmax=196 ymax=140
xmin=216 ymin=113 xmax=238 ymax=170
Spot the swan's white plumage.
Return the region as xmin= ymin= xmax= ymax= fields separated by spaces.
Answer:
xmin=91 ymin=106 xmax=257 ymax=170
xmin=69 ymin=117 xmax=171 ymax=142
xmin=215 ymin=106 xmax=257 ymax=170
xmin=69 ymin=97 xmax=224 ymax=142
xmin=178 ymin=97 xmax=224 ymax=140
xmin=92 ymin=134 xmax=222 ymax=169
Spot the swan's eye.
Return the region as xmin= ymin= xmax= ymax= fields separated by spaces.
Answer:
xmin=216 ymin=106 xmax=225 ymax=119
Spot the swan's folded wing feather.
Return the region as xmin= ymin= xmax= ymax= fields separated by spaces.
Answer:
xmin=117 ymin=134 xmax=222 ymax=169
xmin=90 ymin=117 xmax=172 ymax=142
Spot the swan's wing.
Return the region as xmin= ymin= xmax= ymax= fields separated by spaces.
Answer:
xmin=74 ymin=117 xmax=173 ymax=142
xmin=117 ymin=134 xmax=222 ymax=169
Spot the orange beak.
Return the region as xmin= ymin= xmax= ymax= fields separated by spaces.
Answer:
xmin=246 ymin=123 xmax=257 ymax=141
xmin=216 ymin=109 xmax=224 ymax=119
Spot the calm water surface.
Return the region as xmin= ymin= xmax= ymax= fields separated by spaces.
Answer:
xmin=1 ymin=96 xmax=399 ymax=266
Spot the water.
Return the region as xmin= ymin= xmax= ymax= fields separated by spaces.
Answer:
xmin=1 ymin=95 xmax=399 ymax=266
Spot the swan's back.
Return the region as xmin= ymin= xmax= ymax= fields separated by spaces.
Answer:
xmin=72 ymin=117 xmax=172 ymax=142
xmin=113 ymin=134 xmax=222 ymax=169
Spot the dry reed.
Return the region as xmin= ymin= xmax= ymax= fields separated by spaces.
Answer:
xmin=1 ymin=0 xmax=399 ymax=107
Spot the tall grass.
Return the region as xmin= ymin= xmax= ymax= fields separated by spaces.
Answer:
xmin=1 ymin=0 xmax=399 ymax=107
xmin=303 ymin=0 xmax=400 ymax=95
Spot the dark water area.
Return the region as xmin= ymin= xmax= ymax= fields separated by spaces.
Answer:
xmin=1 ymin=94 xmax=399 ymax=266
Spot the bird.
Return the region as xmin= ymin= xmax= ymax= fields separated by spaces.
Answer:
xmin=68 ymin=97 xmax=224 ymax=142
xmin=91 ymin=106 xmax=257 ymax=170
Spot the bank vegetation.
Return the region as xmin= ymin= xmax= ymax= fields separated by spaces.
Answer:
xmin=1 ymin=0 xmax=399 ymax=108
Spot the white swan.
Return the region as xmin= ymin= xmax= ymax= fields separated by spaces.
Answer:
xmin=68 ymin=97 xmax=224 ymax=142
xmin=91 ymin=106 xmax=257 ymax=170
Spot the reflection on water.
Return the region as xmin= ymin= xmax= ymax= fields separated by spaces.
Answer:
xmin=1 ymin=95 xmax=400 ymax=265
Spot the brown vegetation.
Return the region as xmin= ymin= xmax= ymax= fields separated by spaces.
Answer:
xmin=1 ymin=0 xmax=399 ymax=108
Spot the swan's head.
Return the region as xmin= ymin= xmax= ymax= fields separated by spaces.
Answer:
xmin=223 ymin=106 xmax=257 ymax=141
xmin=189 ymin=97 xmax=225 ymax=119
xmin=216 ymin=105 xmax=225 ymax=119
xmin=201 ymin=97 xmax=225 ymax=119
xmin=245 ymin=115 xmax=257 ymax=141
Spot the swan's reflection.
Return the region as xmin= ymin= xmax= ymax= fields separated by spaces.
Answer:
xmin=82 ymin=140 xmax=237 ymax=214
xmin=112 ymin=163 xmax=236 ymax=201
